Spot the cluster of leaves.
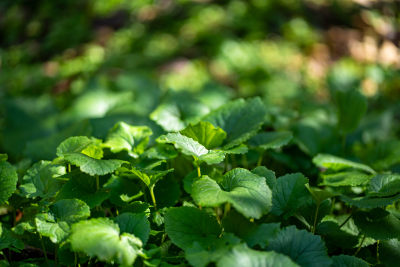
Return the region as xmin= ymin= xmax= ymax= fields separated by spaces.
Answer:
xmin=1 ymin=94 xmax=399 ymax=267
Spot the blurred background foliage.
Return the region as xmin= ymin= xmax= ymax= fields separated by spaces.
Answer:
xmin=1 ymin=0 xmax=400 ymax=171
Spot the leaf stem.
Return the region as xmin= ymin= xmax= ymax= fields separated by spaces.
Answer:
xmin=39 ymin=234 xmax=49 ymax=266
xmin=257 ymin=153 xmax=263 ymax=166
xmin=197 ymin=165 xmax=201 ymax=177
xmin=376 ymin=240 xmax=380 ymax=264
xmin=355 ymin=235 xmax=365 ymax=256
xmin=95 ymin=175 xmax=100 ymax=191
xmin=68 ymin=164 xmax=71 ymax=173
xmin=312 ymin=203 xmax=320 ymax=234
xmin=149 ymin=185 xmax=157 ymax=210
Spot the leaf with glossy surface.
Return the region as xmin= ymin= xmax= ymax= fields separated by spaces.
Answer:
xmin=268 ymin=226 xmax=332 ymax=267
xmin=320 ymin=171 xmax=371 ymax=187
xmin=63 ymin=153 xmax=124 ymax=176
xmin=56 ymin=136 xmax=94 ymax=157
xmin=192 ymin=168 xmax=272 ymax=219
xmin=368 ymin=173 xmax=400 ymax=196
xmin=181 ymin=121 xmax=227 ymax=149
xmin=340 ymin=194 xmax=400 ymax=209
xmin=115 ymin=213 xmax=150 ymax=244
xmin=20 ymin=161 xmax=66 ymax=199
xmin=217 ymin=244 xmax=299 ymax=267
xmin=164 ymin=207 xmax=221 ymax=249
xmin=0 ymin=161 xmax=18 ymax=204
xmin=313 ymin=154 xmax=375 ymax=174
xmin=204 ymin=98 xmax=267 ymax=148
xmin=70 ymin=218 xmax=143 ymax=266
xmin=104 ymin=122 xmax=152 ymax=157
xmin=271 ymin=173 xmax=309 ymax=218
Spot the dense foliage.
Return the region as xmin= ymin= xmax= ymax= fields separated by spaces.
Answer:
xmin=1 ymin=0 xmax=400 ymax=266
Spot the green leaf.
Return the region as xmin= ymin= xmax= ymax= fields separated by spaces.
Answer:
xmin=0 ymin=161 xmax=18 ymax=204
xmin=164 ymin=207 xmax=221 ymax=249
xmin=353 ymin=209 xmax=400 ymax=240
xmin=331 ymin=255 xmax=369 ymax=267
xmin=180 ymin=121 xmax=227 ymax=149
xmin=217 ymin=244 xmax=299 ymax=267
xmin=271 ymin=173 xmax=309 ymax=218
xmin=340 ymin=194 xmax=400 ymax=209
xmin=56 ymin=136 xmax=94 ymax=157
xmin=35 ymin=199 xmax=90 ymax=243
xmin=335 ymin=89 xmax=367 ymax=134
xmin=0 ymin=154 xmax=8 ymax=161
xmin=115 ymin=213 xmax=150 ymax=245
xmin=368 ymin=173 xmax=400 ymax=196
xmin=185 ymin=233 xmax=241 ymax=267
xmin=70 ymin=218 xmax=143 ymax=266
xmin=223 ymin=210 xmax=280 ymax=249
xmin=380 ymin=239 xmax=400 ymax=267
xmin=268 ymin=226 xmax=332 ymax=267
xmin=316 ymin=221 xmax=359 ymax=249
xmin=20 ymin=161 xmax=66 ymax=199
xmin=103 ymin=175 xmax=143 ymax=206
xmin=313 ymin=154 xmax=375 ymax=174
xmin=306 ymin=185 xmax=336 ymax=204
xmin=104 ymin=122 xmax=152 ymax=157
xmin=56 ymin=171 xmax=109 ymax=208
xmin=204 ymin=97 xmax=267 ymax=148
xmin=192 ymin=168 xmax=272 ymax=219
xmin=157 ymin=133 xmax=225 ymax=165
xmin=63 ymin=153 xmax=124 ymax=176
xmin=0 ymin=223 xmax=24 ymax=251
xmin=248 ymin=131 xmax=293 ymax=150
xmin=251 ymin=166 xmax=276 ymax=190
xmin=320 ymin=171 xmax=371 ymax=187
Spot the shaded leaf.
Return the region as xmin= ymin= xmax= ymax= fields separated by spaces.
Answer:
xmin=115 ymin=213 xmax=150 ymax=245
xmin=0 ymin=161 xmax=18 ymax=204
xmin=331 ymin=255 xmax=369 ymax=267
xmin=248 ymin=131 xmax=293 ymax=150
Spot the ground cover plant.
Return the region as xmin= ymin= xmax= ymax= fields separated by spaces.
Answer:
xmin=1 ymin=0 xmax=400 ymax=266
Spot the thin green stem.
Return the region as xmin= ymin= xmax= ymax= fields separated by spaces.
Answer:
xmin=215 ymin=207 xmax=221 ymax=225
xmin=149 ymin=185 xmax=157 ymax=210
xmin=197 ymin=165 xmax=201 ymax=177
xmin=39 ymin=234 xmax=49 ymax=266
xmin=312 ymin=203 xmax=320 ymax=234
xmin=376 ymin=240 xmax=380 ymax=264
xmin=257 ymin=153 xmax=263 ymax=166
xmin=55 ymin=244 xmax=58 ymax=266
xmin=243 ymin=154 xmax=248 ymax=168
xmin=95 ymin=175 xmax=100 ymax=191
xmin=355 ymin=235 xmax=366 ymax=256
xmin=68 ymin=164 xmax=71 ymax=173
xmin=223 ymin=202 xmax=231 ymax=217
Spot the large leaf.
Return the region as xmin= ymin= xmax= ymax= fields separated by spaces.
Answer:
xmin=0 ymin=161 xmax=18 ymax=204
xmin=104 ymin=122 xmax=152 ymax=158
xmin=271 ymin=173 xmax=309 ymax=218
xmin=56 ymin=136 xmax=94 ymax=157
xmin=164 ymin=207 xmax=221 ymax=249
xmin=217 ymin=244 xmax=299 ymax=267
xmin=268 ymin=226 xmax=332 ymax=267
xmin=69 ymin=218 xmax=143 ymax=266
xmin=114 ymin=212 xmax=150 ymax=245
xmin=335 ymin=89 xmax=367 ymax=134
xmin=340 ymin=194 xmax=400 ymax=209
xmin=180 ymin=121 xmax=227 ymax=149
xmin=157 ymin=132 xmax=225 ymax=165
xmin=35 ymin=199 xmax=90 ymax=243
xmin=380 ymin=239 xmax=400 ymax=267
xmin=63 ymin=153 xmax=124 ymax=176
xmin=0 ymin=223 xmax=24 ymax=251
xmin=203 ymin=97 xmax=267 ymax=148
xmin=20 ymin=161 xmax=66 ymax=199
xmin=313 ymin=154 xmax=375 ymax=174
xmin=248 ymin=131 xmax=293 ymax=150
xmin=368 ymin=173 xmax=400 ymax=196
xmin=353 ymin=209 xmax=400 ymax=240
xmin=331 ymin=255 xmax=369 ymax=267
xmin=192 ymin=168 xmax=272 ymax=219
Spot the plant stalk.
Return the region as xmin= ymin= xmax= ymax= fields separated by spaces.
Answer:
xmin=312 ymin=203 xmax=320 ymax=234
xmin=39 ymin=234 xmax=49 ymax=266
xmin=149 ymin=185 xmax=157 ymax=210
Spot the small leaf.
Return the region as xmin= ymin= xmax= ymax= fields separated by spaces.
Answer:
xmin=217 ymin=244 xmax=299 ymax=267
xmin=271 ymin=173 xmax=309 ymax=218
xmin=251 ymin=166 xmax=276 ymax=190
xmin=320 ymin=171 xmax=371 ymax=187
xmin=70 ymin=218 xmax=143 ymax=266
xmin=56 ymin=136 xmax=94 ymax=157
xmin=313 ymin=154 xmax=375 ymax=174
xmin=181 ymin=121 xmax=227 ymax=149
xmin=331 ymin=255 xmax=369 ymax=267
xmin=192 ymin=168 xmax=272 ymax=219
xmin=104 ymin=122 xmax=152 ymax=157
xmin=248 ymin=131 xmax=293 ymax=150
xmin=20 ymin=161 xmax=66 ymax=199
xmin=204 ymin=97 xmax=267 ymax=148
xmin=115 ymin=212 xmax=150 ymax=245
xmin=268 ymin=226 xmax=332 ymax=267
xmin=164 ymin=207 xmax=221 ymax=249
xmin=0 ymin=161 xmax=18 ymax=204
